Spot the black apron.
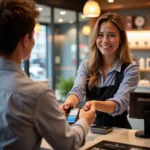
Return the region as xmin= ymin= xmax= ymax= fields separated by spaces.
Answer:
xmin=86 ymin=63 xmax=131 ymax=129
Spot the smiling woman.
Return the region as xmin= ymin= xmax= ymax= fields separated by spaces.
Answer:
xmin=60 ymin=12 xmax=140 ymax=129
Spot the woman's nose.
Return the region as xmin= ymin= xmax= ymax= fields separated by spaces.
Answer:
xmin=102 ymin=35 xmax=108 ymax=42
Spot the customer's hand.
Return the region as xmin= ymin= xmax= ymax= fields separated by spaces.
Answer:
xmin=79 ymin=108 xmax=96 ymax=126
xmin=60 ymin=101 xmax=75 ymax=116
xmin=83 ymin=101 xmax=96 ymax=111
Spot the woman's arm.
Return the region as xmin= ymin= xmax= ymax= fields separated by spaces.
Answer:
xmin=65 ymin=94 xmax=80 ymax=107
xmin=84 ymin=63 xmax=140 ymax=115
xmin=93 ymin=100 xmax=116 ymax=113
xmin=60 ymin=60 xmax=89 ymax=113
xmin=68 ymin=60 xmax=89 ymax=102
xmin=84 ymin=100 xmax=116 ymax=113
xmin=109 ymin=63 xmax=140 ymax=115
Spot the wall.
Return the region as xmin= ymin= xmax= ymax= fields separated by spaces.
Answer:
xmin=54 ymin=23 xmax=77 ymax=79
xmin=117 ymin=8 xmax=150 ymax=130
xmin=117 ymin=8 xmax=150 ymax=80
xmin=54 ymin=21 xmax=89 ymax=81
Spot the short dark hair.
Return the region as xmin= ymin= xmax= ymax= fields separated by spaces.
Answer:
xmin=0 ymin=0 xmax=39 ymax=56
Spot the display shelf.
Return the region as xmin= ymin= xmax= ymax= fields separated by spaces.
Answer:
xmin=127 ymin=30 xmax=150 ymax=50
xmin=130 ymin=47 xmax=150 ymax=50
xmin=127 ymin=29 xmax=150 ymax=31
xmin=140 ymin=69 xmax=150 ymax=72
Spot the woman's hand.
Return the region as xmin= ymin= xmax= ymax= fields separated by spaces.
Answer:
xmin=60 ymin=95 xmax=79 ymax=115
xmin=83 ymin=100 xmax=116 ymax=113
xmin=60 ymin=101 xmax=75 ymax=116
xmin=83 ymin=101 xmax=96 ymax=111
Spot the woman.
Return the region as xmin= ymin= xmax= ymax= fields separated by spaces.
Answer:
xmin=60 ymin=12 xmax=139 ymax=129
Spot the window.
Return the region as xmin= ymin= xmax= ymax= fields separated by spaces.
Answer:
xmin=30 ymin=24 xmax=47 ymax=80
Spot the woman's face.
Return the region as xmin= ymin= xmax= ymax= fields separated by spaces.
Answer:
xmin=96 ymin=21 xmax=120 ymax=58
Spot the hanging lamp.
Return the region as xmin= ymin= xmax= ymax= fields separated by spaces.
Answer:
xmin=83 ymin=0 xmax=101 ymax=18
xmin=82 ymin=25 xmax=91 ymax=35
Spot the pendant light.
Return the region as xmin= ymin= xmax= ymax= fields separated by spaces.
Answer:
xmin=108 ymin=0 xmax=114 ymax=3
xmin=82 ymin=25 xmax=91 ymax=35
xmin=83 ymin=0 xmax=101 ymax=18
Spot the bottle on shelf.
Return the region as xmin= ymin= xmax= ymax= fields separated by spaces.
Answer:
xmin=146 ymin=58 xmax=150 ymax=69
xmin=139 ymin=57 xmax=145 ymax=69
xmin=125 ymin=16 xmax=133 ymax=29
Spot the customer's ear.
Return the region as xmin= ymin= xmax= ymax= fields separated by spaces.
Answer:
xmin=21 ymin=34 xmax=30 ymax=49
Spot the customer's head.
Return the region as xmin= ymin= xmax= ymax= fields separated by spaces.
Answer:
xmin=0 ymin=0 xmax=39 ymax=56
xmin=89 ymin=12 xmax=131 ymax=64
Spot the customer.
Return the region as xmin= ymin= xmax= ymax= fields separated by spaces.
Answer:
xmin=0 ymin=0 xmax=96 ymax=150
xmin=60 ymin=12 xmax=139 ymax=129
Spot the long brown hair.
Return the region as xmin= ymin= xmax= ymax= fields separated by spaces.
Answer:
xmin=87 ymin=12 xmax=132 ymax=89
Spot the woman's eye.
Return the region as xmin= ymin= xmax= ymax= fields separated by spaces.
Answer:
xmin=98 ymin=34 xmax=103 ymax=37
xmin=108 ymin=34 xmax=115 ymax=37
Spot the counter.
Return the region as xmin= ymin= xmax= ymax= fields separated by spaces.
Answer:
xmin=41 ymin=128 xmax=150 ymax=149
xmin=135 ymin=85 xmax=150 ymax=92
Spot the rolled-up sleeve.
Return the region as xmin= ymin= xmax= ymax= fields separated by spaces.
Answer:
xmin=68 ymin=60 xmax=88 ymax=102
xmin=107 ymin=63 xmax=140 ymax=116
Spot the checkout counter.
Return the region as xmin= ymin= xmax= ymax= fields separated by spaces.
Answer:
xmin=41 ymin=128 xmax=150 ymax=150
xmin=136 ymin=81 xmax=150 ymax=93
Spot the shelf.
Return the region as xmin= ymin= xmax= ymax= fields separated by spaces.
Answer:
xmin=127 ymin=29 xmax=150 ymax=32
xmin=127 ymin=30 xmax=150 ymax=50
xmin=140 ymin=69 xmax=150 ymax=72
xmin=130 ymin=47 xmax=150 ymax=50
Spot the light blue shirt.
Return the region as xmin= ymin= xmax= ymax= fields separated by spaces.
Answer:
xmin=0 ymin=58 xmax=89 ymax=150
xmin=68 ymin=59 xmax=139 ymax=116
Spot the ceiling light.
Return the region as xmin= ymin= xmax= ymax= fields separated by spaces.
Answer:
xmin=58 ymin=19 xmax=63 ymax=23
xmin=60 ymin=11 xmax=66 ymax=15
xmin=82 ymin=25 xmax=91 ymax=35
xmin=83 ymin=0 xmax=101 ymax=18
xmin=108 ymin=0 xmax=114 ymax=3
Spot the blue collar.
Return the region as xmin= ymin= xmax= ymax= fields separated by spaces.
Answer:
xmin=98 ymin=59 xmax=123 ymax=73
